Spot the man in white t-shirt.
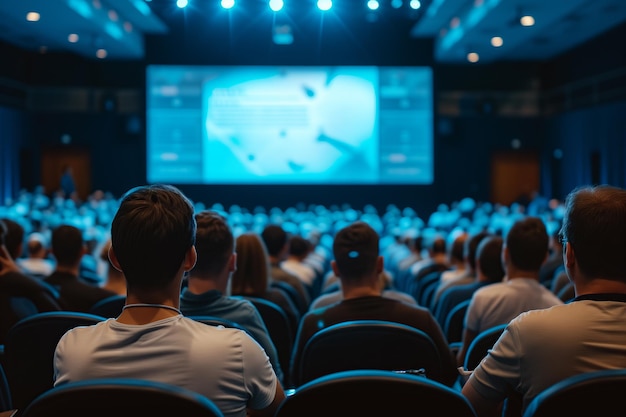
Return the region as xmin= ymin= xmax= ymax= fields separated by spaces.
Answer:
xmin=462 ymin=185 xmax=626 ymax=416
xmin=456 ymin=216 xmax=563 ymax=366
xmin=54 ymin=184 xmax=285 ymax=417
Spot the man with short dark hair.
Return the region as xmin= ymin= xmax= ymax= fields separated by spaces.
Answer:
xmin=180 ymin=210 xmax=284 ymax=383
xmin=44 ymin=225 xmax=116 ymax=312
xmin=456 ymin=217 xmax=562 ymax=366
xmin=54 ymin=185 xmax=285 ymax=417
xmin=261 ymin=224 xmax=310 ymax=311
xmin=290 ymin=221 xmax=458 ymax=388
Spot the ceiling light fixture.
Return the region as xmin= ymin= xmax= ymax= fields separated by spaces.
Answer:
xmin=520 ymin=15 xmax=535 ymax=26
xmin=491 ymin=36 xmax=503 ymax=47
xmin=68 ymin=34 xmax=80 ymax=43
xmin=26 ymin=11 xmax=40 ymax=22
xmin=317 ymin=0 xmax=332 ymax=11
xmin=269 ymin=0 xmax=283 ymax=12
xmin=467 ymin=52 xmax=479 ymax=63
xmin=221 ymin=0 xmax=235 ymax=9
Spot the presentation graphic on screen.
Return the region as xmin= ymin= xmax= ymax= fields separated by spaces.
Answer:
xmin=147 ymin=65 xmax=433 ymax=185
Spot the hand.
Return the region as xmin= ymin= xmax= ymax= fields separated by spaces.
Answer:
xmin=0 ymin=245 xmax=21 ymax=275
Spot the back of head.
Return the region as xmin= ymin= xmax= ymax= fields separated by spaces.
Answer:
xmin=232 ymin=232 xmax=269 ymax=294
xmin=110 ymin=184 xmax=195 ymax=290
xmin=332 ymin=221 xmax=379 ymax=281
xmin=431 ymin=236 xmax=447 ymax=256
xmin=51 ymin=225 xmax=84 ymax=267
xmin=476 ymin=235 xmax=505 ymax=282
xmin=193 ymin=210 xmax=234 ymax=276
xmin=506 ymin=217 xmax=549 ymax=271
xmin=27 ymin=233 xmax=48 ymax=257
xmin=1 ymin=218 xmax=25 ymax=259
xmin=449 ymin=233 xmax=468 ymax=264
xmin=465 ymin=231 xmax=491 ymax=272
xmin=560 ymin=185 xmax=626 ymax=280
xmin=288 ymin=235 xmax=310 ymax=258
xmin=261 ymin=224 xmax=287 ymax=257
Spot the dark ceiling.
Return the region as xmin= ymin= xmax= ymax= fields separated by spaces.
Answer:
xmin=0 ymin=0 xmax=625 ymax=64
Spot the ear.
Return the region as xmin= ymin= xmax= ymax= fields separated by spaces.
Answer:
xmin=108 ymin=246 xmax=123 ymax=272
xmin=375 ymin=256 xmax=383 ymax=274
xmin=564 ymin=242 xmax=575 ymax=270
xmin=331 ymin=260 xmax=340 ymax=278
xmin=228 ymin=252 xmax=237 ymax=273
xmin=184 ymin=246 xmax=197 ymax=272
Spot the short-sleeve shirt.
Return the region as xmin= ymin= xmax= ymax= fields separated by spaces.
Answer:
xmin=465 ymin=278 xmax=563 ymax=333
xmin=54 ymin=315 xmax=277 ymax=417
xmin=467 ymin=296 xmax=626 ymax=413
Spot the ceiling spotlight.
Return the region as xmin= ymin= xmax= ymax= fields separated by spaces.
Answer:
xmin=26 ymin=11 xmax=41 ymax=21
xmin=221 ymin=0 xmax=235 ymax=9
xmin=367 ymin=0 xmax=379 ymax=10
xmin=96 ymin=48 xmax=107 ymax=59
xmin=391 ymin=0 xmax=402 ymax=8
xmin=317 ymin=0 xmax=332 ymax=11
xmin=409 ymin=0 xmax=421 ymax=10
xmin=467 ymin=52 xmax=479 ymax=63
xmin=269 ymin=0 xmax=283 ymax=11
xmin=520 ymin=15 xmax=535 ymax=26
xmin=68 ymin=33 xmax=79 ymax=43
xmin=490 ymin=36 xmax=503 ymax=47
xmin=176 ymin=0 xmax=188 ymax=8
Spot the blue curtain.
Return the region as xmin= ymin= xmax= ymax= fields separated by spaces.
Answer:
xmin=0 ymin=106 xmax=23 ymax=204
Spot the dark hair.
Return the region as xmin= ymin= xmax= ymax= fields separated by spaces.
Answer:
xmin=465 ymin=231 xmax=491 ymax=271
xmin=193 ymin=210 xmax=234 ymax=276
xmin=51 ymin=225 xmax=84 ymax=266
xmin=506 ymin=217 xmax=549 ymax=271
xmin=261 ymin=224 xmax=287 ymax=257
xmin=231 ymin=232 xmax=270 ymax=295
xmin=332 ymin=221 xmax=379 ymax=280
xmin=449 ymin=233 xmax=467 ymax=263
xmin=431 ymin=236 xmax=447 ymax=255
xmin=110 ymin=184 xmax=196 ymax=290
xmin=0 ymin=218 xmax=24 ymax=259
xmin=560 ymin=185 xmax=626 ymax=279
xmin=288 ymin=235 xmax=310 ymax=257
xmin=476 ymin=235 xmax=505 ymax=282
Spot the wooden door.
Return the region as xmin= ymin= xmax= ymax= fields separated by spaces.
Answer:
xmin=491 ymin=151 xmax=540 ymax=206
xmin=41 ymin=148 xmax=91 ymax=201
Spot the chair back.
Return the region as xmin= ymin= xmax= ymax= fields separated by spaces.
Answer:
xmin=241 ymin=296 xmax=293 ymax=377
xmin=271 ymin=281 xmax=308 ymax=316
xmin=0 ymin=363 xmax=11 ymax=412
xmin=89 ymin=294 xmax=126 ymax=318
xmin=3 ymin=311 xmax=105 ymax=410
xmin=443 ymin=299 xmax=470 ymax=344
xmin=276 ymin=369 xmax=477 ymax=417
xmin=295 ymin=320 xmax=443 ymax=387
xmin=20 ymin=378 xmax=224 ymax=417
xmin=523 ymin=369 xmax=626 ymax=417
xmin=463 ymin=323 xmax=507 ymax=371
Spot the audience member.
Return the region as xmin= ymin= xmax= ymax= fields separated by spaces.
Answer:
xmin=0 ymin=219 xmax=61 ymax=344
xmin=456 ymin=217 xmax=563 ymax=366
xmin=54 ymin=184 xmax=285 ymax=417
xmin=538 ymin=228 xmax=564 ymax=287
xmin=261 ymin=224 xmax=311 ymax=312
xmin=180 ymin=210 xmax=284 ymax=383
xmin=18 ymin=232 xmax=55 ymax=277
xmin=431 ymin=231 xmax=491 ymax=310
xmin=433 ymin=235 xmax=504 ymax=329
xmin=280 ymin=235 xmax=317 ymax=289
xmin=231 ymin=232 xmax=300 ymax=333
xmin=462 ymin=185 xmax=626 ymax=416
xmin=44 ymin=225 xmax=118 ymax=312
xmin=290 ymin=221 xmax=458 ymax=387
xmin=1 ymin=217 xmax=25 ymax=260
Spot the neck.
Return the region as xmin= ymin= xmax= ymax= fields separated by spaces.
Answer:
xmin=117 ymin=293 xmax=181 ymax=324
xmin=506 ymin=267 xmax=540 ymax=280
xmin=341 ymin=277 xmax=382 ymax=300
xmin=187 ymin=274 xmax=225 ymax=294
xmin=54 ymin=264 xmax=80 ymax=275
xmin=574 ymin=277 xmax=626 ymax=296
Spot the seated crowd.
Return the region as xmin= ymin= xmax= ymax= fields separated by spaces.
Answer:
xmin=0 ymin=183 xmax=625 ymax=416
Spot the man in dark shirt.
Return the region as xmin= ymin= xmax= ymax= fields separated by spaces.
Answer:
xmin=44 ymin=225 xmax=116 ymax=312
xmin=289 ymin=221 xmax=457 ymax=387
